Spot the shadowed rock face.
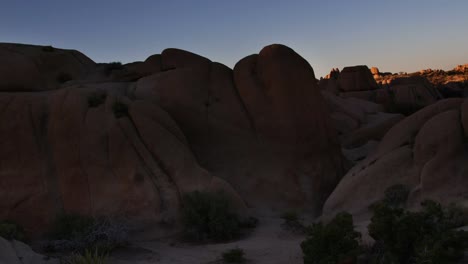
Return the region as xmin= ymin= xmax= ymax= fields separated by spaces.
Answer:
xmin=323 ymin=98 xmax=468 ymax=221
xmin=0 ymin=43 xmax=96 ymax=91
xmin=0 ymin=43 xmax=345 ymax=235
xmin=135 ymin=44 xmax=346 ymax=215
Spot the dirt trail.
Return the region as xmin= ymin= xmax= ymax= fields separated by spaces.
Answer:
xmin=109 ymin=217 xmax=304 ymax=264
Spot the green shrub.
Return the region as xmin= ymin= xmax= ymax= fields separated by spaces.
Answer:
xmin=112 ymin=101 xmax=128 ymax=118
xmin=48 ymin=214 xmax=95 ymax=241
xmin=182 ymin=191 xmax=242 ymax=242
xmin=222 ymin=248 xmax=246 ymax=263
xmin=87 ymin=92 xmax=107 ymax=108
xmin=382 ymin=184 xmax=410 ymax=208
xmin=368 ymin=200 xmax=468 ymax=264
xmin=64 ymin=248 xmax=108 ymax=264
xmin=57 ymin=72 xmax=73 ymax=83
xmin=0 ymin=220 xmax=25 ymax=241
xmin=45 ymin=214 xmax=128 ymax=254
xmin=301 ymin=212 xmax=361 ymax=264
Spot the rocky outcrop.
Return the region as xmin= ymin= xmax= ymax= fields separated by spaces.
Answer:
xmin=322 ymin=91 xmax=403 ymax=162
xmin=338 ymin=66 xmax=379 ymax=92
xmin=323 ymin=98 xmax=468 ymax=221
xmin=0 ymin=236 xmax=58 ymax=264
xmin=0 ymin=43 xmax=96 ymax=91
xmin=341 ymin=75 xmax=442 ymax=114
xmin=135 ymin=44 xmax=346 ymax=215
xmin=0 ymin=43 xmax=345 ymax=236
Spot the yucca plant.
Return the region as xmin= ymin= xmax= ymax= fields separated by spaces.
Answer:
xmin=65 ymin=248 xmax=108 ymax=264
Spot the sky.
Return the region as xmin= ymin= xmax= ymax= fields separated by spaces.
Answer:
xmin=1 ymin=0 xmax=468 ymax=77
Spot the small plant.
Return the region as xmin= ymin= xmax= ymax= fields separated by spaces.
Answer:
xmin=45 ymin=214 xmax=128 ymax=254
xmin=87 ymin=92 xmax=107 ymax=108
xmin=280 ymin=210 xmax=305 ymax=234
xmin=57 ymin=72 xmax=73 ymax=83
xmin=42 ymin=45 xmax=55 ymax=52
xmin=112 ymin=101 xmax=128 ymax=118
xmin=0 ymin=220 xmax=26 ymax=241
xmin=182 ymin=191 xmax=243 ymax=242
xmin=382 ymin=184 xmax=410 ymax=208
xmin=301 ymin=212 xmax=361 ymax=264
xmin=64 ymin=248 xmax=108 ymax=264
xmin=48 ymin=214 xmax=95 ymax=241
xmin=222 ymin=248 xmax=246 ymax=263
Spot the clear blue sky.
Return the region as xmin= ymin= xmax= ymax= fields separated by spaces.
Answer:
xmin=2 ymin=0 xmax=468 ymax=77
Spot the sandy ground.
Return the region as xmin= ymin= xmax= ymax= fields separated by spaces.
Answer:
xmin=108 ymin=217 xmax=305 ymax=264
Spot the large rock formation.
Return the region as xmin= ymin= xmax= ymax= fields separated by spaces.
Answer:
xmin=0 ymin=43 xmax=96 ymax=91
xmin=135 ymin=45 xmax=346 ymax=214
xmin=341 ymin=75 xmax=442 ymax=114
xmin=323 ymin=98 xmax=468 ymax=221
xmin=0 ymin=43 xmax=345 ymax=236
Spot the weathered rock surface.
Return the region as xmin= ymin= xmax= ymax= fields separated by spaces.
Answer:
xmin=0 ymin=43 xmax=345 ymax=236
xmin=0 ymin=43 xmax=96 ymax=91
xmin=0 ymin=236 xmax=58 ymax=264
xmin=338 ymin=66 xmax=379 ymax=92
xmin=321 ymin=91 xmax=403 ymax=162
xmin=135 ymin=44 xmax=346 ymax=214
xmin=323 ymin=98 xmax=468 ymax=220
xmin=341 ymin=75 xmax=442 ymax=114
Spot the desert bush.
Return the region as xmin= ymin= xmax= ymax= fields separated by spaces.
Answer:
xmin=301 ymin=212 xmax=361 ymax=264
xmin=112 ymin=101 xmax=128 ymax=118
xmin=382 ymin=184 xmax=410 ymax=208
xmin=368 ymin=200 xmax=468 ymax=264
xmin=0 ymin=220 xmax=25 ymax=241
xmin=45 ymin=214 xmax=127 ymax=254
xmin=222 ymin=247 xmax=246 ymax=263
xmin=281 ymin=210 xmax=305 ymax=234
xmin=182 ymin=191 xmax=244 ymax=242
xmin=64 ymin=248 xmax=108 ymax=264
xmin=87 ymin=92 xmax=107 ymax=108
xmin=57 ymin=72 xmax=73 ymax=83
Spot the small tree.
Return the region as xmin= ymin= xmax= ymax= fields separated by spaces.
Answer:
xmin=301 ymin=212 xmax=361 ymax=264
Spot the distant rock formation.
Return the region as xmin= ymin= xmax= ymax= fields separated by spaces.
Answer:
xmin=323 ymin=98 xmax=468 ymax=221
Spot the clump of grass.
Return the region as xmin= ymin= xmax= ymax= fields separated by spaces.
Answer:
xmin=222 ymin=248 xmax=246 ymax=263
xmin=64 ymin=248 xmax=108 ymax=264
xmin=0 ymin=220 xmax=26 ymax=241
xmin=112 ymin=101 xmax=128 ymax=118
xmin=87 ymin=92 xmax=107 ymax=108
xmin=44 ymin=214 xmax=128 ymax=254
